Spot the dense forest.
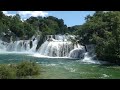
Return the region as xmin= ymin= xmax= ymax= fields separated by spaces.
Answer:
xmin=0 ymin=11 xmax=120 ymax=64
xmin=72 ymin=11 xmax=120 ymax=64
xmin=0 ymin=11 xmax=68 ymax=40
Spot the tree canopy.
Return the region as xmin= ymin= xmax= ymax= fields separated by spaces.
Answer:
xmin=70 ymin=11 xmax=120 ymax=63
xmin=0 ymin=12 xmax=68 ymax=41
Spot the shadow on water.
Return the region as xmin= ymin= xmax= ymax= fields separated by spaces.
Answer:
xmin=97 ymin=61 xmax=120 ymax=72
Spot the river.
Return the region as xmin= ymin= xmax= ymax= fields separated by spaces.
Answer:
xmin=0 ymin=52 xmax=120 ymax=79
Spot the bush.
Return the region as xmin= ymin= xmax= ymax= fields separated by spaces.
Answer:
xmin=0 ymin=64 xmax=16 ymax=79
xmin=16 ymin=61 xmax=40 ymax=77
xmin=0 ymin=61 xmax=40 ymax=79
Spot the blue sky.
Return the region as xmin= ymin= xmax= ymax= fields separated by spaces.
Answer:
xmin=48 ymin=11 xmax=95 ymax=27
xmin=2 ymin=11 xmax=95 ymax=27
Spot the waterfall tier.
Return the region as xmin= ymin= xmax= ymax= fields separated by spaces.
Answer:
xmin=69 ymin=46 xmax=85 ymax=59
xmin=38 ymin=39 xmax=73 ymax=57
xmin=0 ymin=35 xmax=85 ymax=58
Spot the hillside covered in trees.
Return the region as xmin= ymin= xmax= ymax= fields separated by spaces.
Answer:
xmin=0 ymin=11 xmax=68 ymax=42
xmin=0 ymin=11 xmax=120 ymax=64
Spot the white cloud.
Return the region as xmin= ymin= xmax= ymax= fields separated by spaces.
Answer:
xmin=2 ymin=11 xmax=16 ymax=16
xmin=17 ymin=11 xmax=48 ymax=18
xmin=2 ymin=11 xmax=48 ymax=21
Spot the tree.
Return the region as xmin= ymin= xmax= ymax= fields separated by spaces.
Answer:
xmin=75 ymin=11 xmax=120 ymax=63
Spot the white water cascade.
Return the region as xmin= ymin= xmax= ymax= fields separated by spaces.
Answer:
xmin=0 ymin=36 xmax=39 ymax=53
xmin=38 ymin=39 xmax=73 ymax=57
xmin=37 ymin=35 xmax=83 ymax=57
xmin=69 ymin=46 xmax=86 ymax=59
xmin=0 ymin=35 xmax=87 ymax=58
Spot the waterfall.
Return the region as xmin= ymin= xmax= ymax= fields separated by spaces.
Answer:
xmin=0 ymin=36 xmax=39 ymax=53
xmin=6 ymin=40 xmax=29 ymax=52
xmin=0 ymin=35 xmax=88 ymax=58
xmin=69 ymin=46 xmax=85 ymax=59
xmin=37 ymin=39 xmax=73 ymax=57
xmin=0 ymin=40 xmax=8 ymax=52
xmin=81 ymin=52 xmax=100 ymax=64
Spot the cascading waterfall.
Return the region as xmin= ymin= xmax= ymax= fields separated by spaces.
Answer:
xmin=38 ymin=39 xmax=73 ymax=57
xmin=0 ymin=40 xmax=8 ymax=52
xmin=69 ymin=46 xmax=86 ymax=59
xmin=37 ymin=35 xmax=77 ymax=57
xmin=0 ymin=34 xmax=90 ymax=59
xmin=0 ymin=35 xmax=39 ymax=53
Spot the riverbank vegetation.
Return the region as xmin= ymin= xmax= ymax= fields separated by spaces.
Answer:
xmin=71 ymin=11 xmax=120 ymax=64
xmin=0 ymin=61 xmax=40 ymax=79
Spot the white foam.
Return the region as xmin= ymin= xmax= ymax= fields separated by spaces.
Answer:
xmin=81 ymin=52 xmax=100 ymax=64
xmin=29 ymin=53 xmax=70 ymax=59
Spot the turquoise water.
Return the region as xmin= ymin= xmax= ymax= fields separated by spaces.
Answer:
xmin=0 ymin=52 xmax=120 ymax=79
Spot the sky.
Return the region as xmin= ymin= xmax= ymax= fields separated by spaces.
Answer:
xmin=2 ymin=11 xmax=95 ymax=27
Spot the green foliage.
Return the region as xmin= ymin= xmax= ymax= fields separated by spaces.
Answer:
xmin=75 ymin=11 xmax=120 ymax=63
xmin=68 ymin=25 xmax=82 ymax=35
xmin=0 ymin=12 xmax=68 ymax=41
xmin=0 ymin=61 xmax=40 ymax=79
xmin=0 ymin=21 xmax=8 ymax=35
xmin=0 ymin=64 xmax=16 ymax=79
xmin=16 ymin=61 xmax=40 ymax=77
xmin=26 ymin=16 xmax=68 ymax=35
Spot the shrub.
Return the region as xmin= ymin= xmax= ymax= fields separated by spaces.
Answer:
xmin=0 ymin=61 xmax=40 ymax=79
xmin=0 ymin=64 xmax=16 ymax=79
xmin=16 ymin=61 xmax=40 ymax=77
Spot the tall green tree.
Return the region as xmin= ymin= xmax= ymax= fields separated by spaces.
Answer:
xmin=76 ymin=11 xmax=120 ymax=63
